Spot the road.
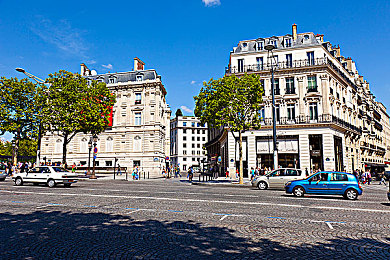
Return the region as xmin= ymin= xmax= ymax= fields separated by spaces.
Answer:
xmin=0 ymin=178 xmax=389 ymax=259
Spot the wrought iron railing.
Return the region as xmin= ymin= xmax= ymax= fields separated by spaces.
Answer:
xmin=260 ymin=114 xmax=362 ymax=134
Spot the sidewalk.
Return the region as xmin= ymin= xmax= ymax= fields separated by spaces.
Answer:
xmin=191 ymin=177 xmax=253 ymax=188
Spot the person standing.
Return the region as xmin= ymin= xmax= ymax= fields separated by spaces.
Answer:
xmin=367 ymin=171 xmax=372 ymax=185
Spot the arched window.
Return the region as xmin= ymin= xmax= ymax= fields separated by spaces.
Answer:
xmin=106 ymin=137 xmax=113 ymax=152
xmin=55 ymin=139 xmax=62 ymax=153
xmin=134 ymin=136 xmax=141 ymax=152
xmin=80 ymin=137 xmax=88 ymax=153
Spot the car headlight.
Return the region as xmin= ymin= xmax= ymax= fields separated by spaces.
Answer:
xmin=285 ymin=181 xmax=292 ymax=186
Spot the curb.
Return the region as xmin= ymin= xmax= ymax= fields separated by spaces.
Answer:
xmin=191 ymin=182 xmax=252 ymax=188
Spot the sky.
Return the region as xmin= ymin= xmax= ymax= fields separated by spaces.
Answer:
xmin=1 ymin=0 xmax=390 ymax=140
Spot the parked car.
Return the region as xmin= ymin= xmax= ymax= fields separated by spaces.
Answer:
xmin=252 ymin=168 xmax=305 ymax=190
xmin=12 ymin=166 xmax=78 ymax=188
xmin=0 ymin=164 xmax=7 ymax=181
xmin=285 ymin=171 xmax=362 ymax=200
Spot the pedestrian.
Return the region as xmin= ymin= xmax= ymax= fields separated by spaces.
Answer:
xmin=71 ymin=163 xmax=76 ymax=174
xmin=225 ymin=169 xmax=229 ymax=179
xmin=250 ymin=167 xmax=255 ymax=181
xmin=379 ymin=174 xmax=387 ymax=186
xmin=367 ymin=171 xmax=372 ymax=185
xmin=188 ymin=167 xmax=193 ymax=182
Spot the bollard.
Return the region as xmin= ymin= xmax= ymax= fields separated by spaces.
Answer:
xmin=126 ymin=170 xmax=128 ymax=181
xmin=148 ymin=171 xmax=149 ymax=179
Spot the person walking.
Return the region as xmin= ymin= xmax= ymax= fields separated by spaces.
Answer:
xmin=188 ymin=166 xmax=193 ymax=182
xmin=71 ymin=163 xmax=77 ymax=174
xmin=367 ymin=171 xmax=372 ymax=185
xmin=250 ymin=167 xmax=255 ymax=181
xmin=117 ymin=164 xmax=122 ymax=176
xmin=379 ymin=174 xmax=387 ymax=186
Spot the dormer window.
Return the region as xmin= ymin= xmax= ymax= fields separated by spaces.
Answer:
xmin=242 ymin=42 xmax=247 ymax=48
xmin=256 ymin=41 xmax=264 ymax=51
xmin=108 ymin=77 xmax=116 ymax=84
xmin=136 ymin=75 xmax=143 ymax=82
xmin=285 ymin=38 xmax=292 ymax=47
xmin=270 ymin=40 xmax=277 ymax=48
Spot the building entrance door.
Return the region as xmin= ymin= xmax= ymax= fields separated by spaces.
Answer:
xmin=334 ymin=136 xmax=343 ymax=171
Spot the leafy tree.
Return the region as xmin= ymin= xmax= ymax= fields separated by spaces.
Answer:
xmin=175 ymin=109 xmax=183 ymax=117
xmin=43 ymin=70 xmax=116 ymax=165
xmin=194 ymin=73 xmax=264 ymax=184
xmin=0 ymin=138 xmax=36 ymax=159
xmin=0 ymin=77 xmax=42 ymax=164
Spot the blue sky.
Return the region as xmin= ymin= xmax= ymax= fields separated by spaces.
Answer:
xmin=1 ymin=0 xmax=389 ymax=140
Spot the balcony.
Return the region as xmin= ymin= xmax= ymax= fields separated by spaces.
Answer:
xmin=260 ymin=114 xmax=362 ymax=135
xmin=307 ymin=87 xmax=318 ymax=93
xmin=227 ymin=57 xmax=358 ymax=91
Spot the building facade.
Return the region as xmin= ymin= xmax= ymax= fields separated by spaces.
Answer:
xmin=170 ymin=116 xmax=208 ymax=172
xmin=206 ymin=24 xmax=390 ymax=178
xmin=41 ymin=58 xmax=171 ymax=177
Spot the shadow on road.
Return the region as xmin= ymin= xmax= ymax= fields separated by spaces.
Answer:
xmin=0 ymin=210 xmax=389 ymax=259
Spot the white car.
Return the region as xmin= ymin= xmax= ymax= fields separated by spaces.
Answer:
xmin=251 ymin=168 xmax=307 ymax=190
xmin=12 ymin=166 xmax=78 ymax=188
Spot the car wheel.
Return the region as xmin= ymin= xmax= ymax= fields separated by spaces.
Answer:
xmin=64 ymin=183 xmax=71 ymax=188
xmin=257 ymin=181 xmax=268 ymax=190
xmin=15 ymin=177 xmax=23 ymax=186
xmin=47 ymin=179 xmax=56 ymax=188
xmin=293 ymin=186 xmax=305 ymax=197
xmin=344 ymin=188 xmax=358 ymax=200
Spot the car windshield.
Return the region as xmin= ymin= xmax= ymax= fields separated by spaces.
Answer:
xmin=52 ymin=167 xmax=69 ymax=172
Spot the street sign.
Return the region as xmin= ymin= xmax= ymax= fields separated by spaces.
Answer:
xmin=165 ymin=156 xmax=169 ymax=161
xmin=153 ymin=158 xmax=158 ymax=162
xmin=93 ymin=155 xmax=97 ymax=160
xmin=94 ymin=147 xmax=98 ymax=153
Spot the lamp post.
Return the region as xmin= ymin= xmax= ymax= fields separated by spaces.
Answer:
xmin=90 ymin=135 xmax=98 ymax=179
xmin=15 ymin=67 xmax=46 ymax=166
xmin=87 ymin=137 xmax=93 ymax=176
xmin=11 ymin=140 xmax=16 ymax=166
xmin=265 ymin=45 xmax=279 ymax=170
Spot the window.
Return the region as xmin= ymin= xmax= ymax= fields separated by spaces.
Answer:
xmin=238 ymin=59 xmax=244 ymax=72
xmin=105 ymin=161 xmax=113 ymax=166
xmin=183 ymin=143 xmax=187 ymax=148
xmin=309 ymin=103 xmax=318 ymax=120
xmin=191 ymin=122 xmax=195 ymax=127
xmin=183 ymin=165 xmax=187 ymax=171
xmin=286 ymin=77 xmax=295 ymax=94
xmin=197 ymin=130 xmax=200 ymax=134
xmin=259 ymin=107 xmax=265 ymax=121
xmin=192 ymin=130 xmax=195 ymax=134
xmin=273 ymin=79 xmax=280 ymax=95
xmin=183 ymin=129 xmax=187 ymax=134
xmin=192 ymin=158 xmax=196 ymax=161
xmin=135 ymin=93 xmax=141 ymax=104
xmin=183 ymin=122 xmax=187 ymax=127
xmin=183 ymin=158 xmax=187 ymax=161
xmin=197 ymin=123 xmax=200 ymax=127
xmin=287 ymin=104 xmax=295 ymax=121
xmin=109 ymin=77 xmax=116 ymax=84
xmin=285 ymin=38 xmax=292 ymax=47
xmin=183 ymin=136 xmax=187 ymax=141
xmin=134 ymin=136 xmax=141 ymax=151
xmin=80 ymin=137 xmax=88 ymax=153
xmin=286 ymin=54 xmax=292 ymax=68
xmin=183 ymin=150 xmax=187 ymax=155
xmin=136 ymin=75 xmax=143 ymax=81
xmin=106 ymin=137 xmax=113 ymax=152
xmin=307 ymin=51 xmax=314 ymax=65
xmin=256 ymin=57 xmax=264 ymax=70
xmin=285 ymin=169 xmax=298 ymax=176
xmin=330 ymin=87 xmax=334 ymax=95
xmin=256 ymin=41 xmax=264 ymax=51
xmin=135 ymin=112 xmax=142 ymax=125
xmin=55 ymin=139 xmax=62 ymax=153
xmin=275 ymin=105 xmax=280 ymax=121
xmin=197 ymin=144 xmax=200 ymax=148
xmin=307 ymin=76 xmax=317 ymax=92
xmin=192 ymin=144 xmax=195 ymax=148
xmin=192 ymin=151 xmax=195 ymax=155
xmin=197 ymin=151 xmax=200 ymax=155
xmin=270 ymin=40 xmax=277 ymax=47
xmin=330 ymin=173 xmax=348 ymax=181
xmin=202 ymin=130 xmax=205 ymax=134
xmin=202 ymin=137 xmax=205 ymax=141
xmin=192 ymin=137 xmax=195 ymax=141
xmin=197 ymin=137 xmax=200 ymax=141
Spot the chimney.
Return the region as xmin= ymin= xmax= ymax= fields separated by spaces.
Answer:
xmin=333 ymin=45 xmax=341 ymax=57
xmin=134 ymin=57 xmax=145 ymax=71
xmin=80 ymin=63 xmax=91 ymax=76
xmin=346 ymin=58 xmax=353 ymax=71
xmin=292 ymin=24 xmax=297 ymax=41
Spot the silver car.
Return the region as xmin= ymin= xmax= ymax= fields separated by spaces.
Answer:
xmin=251 ymin=168 xmax=306 ymax=190
xmin=0 ymin=164 xmax=7 ymax=181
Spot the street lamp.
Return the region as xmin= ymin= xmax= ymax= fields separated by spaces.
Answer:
xmin=90 ymin=134 xmax=98 ymax=179
xmin=15 ymin=67 xmax=45 ymax=166
xmin=87 ymin=137 xmax=93 ymax=176
xmin=265 ymin=44 xmax=279 ymax=170
xmin=11 ymin=140 xmax=16 ymax=166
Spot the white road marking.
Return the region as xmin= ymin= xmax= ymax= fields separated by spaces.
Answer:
xmin=326 ymin=222 xmax=334 ymax=229
xmin=126 ymin=209 xmax=141 ymax=214
xmin=1 ymin=189 xmax=390 ymax=214
xmin=220 ymin=215 xmax=229 ymax=221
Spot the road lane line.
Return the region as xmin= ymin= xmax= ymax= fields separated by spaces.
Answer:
xmin=220 ymin=215 xmax=229 ymax=221
xmin=326 ymin=222 xmax=334 ymax=229
xmin=1 ymin=190 xmax=390 ymax=214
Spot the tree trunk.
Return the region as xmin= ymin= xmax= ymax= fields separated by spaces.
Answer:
xmin=239 ymin=130 xmax=243 ymax=184
xmin=13 ymin=128 xmax=21 ymax=166
xmin=62 ymin=132 xmax=68 ymax=168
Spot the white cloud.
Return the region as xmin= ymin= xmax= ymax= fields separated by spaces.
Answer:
xmin=202 ymin=0 xmax=221 ymax=7
xmin=190 ymin=80 xmax=196 ymax=85
xmin=180 ymin=106 xmax=193 ymax=114
xmin=30 ymin=16 xmax=90 ymax=60
xmin=102 ymin=64 xmax=113 ymax=70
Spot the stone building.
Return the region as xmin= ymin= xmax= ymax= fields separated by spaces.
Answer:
xmin=206 ymin=24 xmax=390 ymax=177
xmin=40 ymin=58 xmax=171 ymax=177
xmin=170 ymin=116 xmax=208 ymax=172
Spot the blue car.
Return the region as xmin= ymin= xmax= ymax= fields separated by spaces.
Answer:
xmin=285 ymin=171 xmax=362 ymax=200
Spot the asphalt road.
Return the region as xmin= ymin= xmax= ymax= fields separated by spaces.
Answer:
xmin=0 ymin=178 xmax=389 ymax=259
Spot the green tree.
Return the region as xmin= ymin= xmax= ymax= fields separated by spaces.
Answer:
xmin=194 ymin=73 xmax=264 ymax=184
xmin=0 ymin=77 xmax=42 ymax=164
xmin=175 ymin=109 xmax=183 ymax=117
xmin=43 ymin=70 xmax=116 ymax=165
